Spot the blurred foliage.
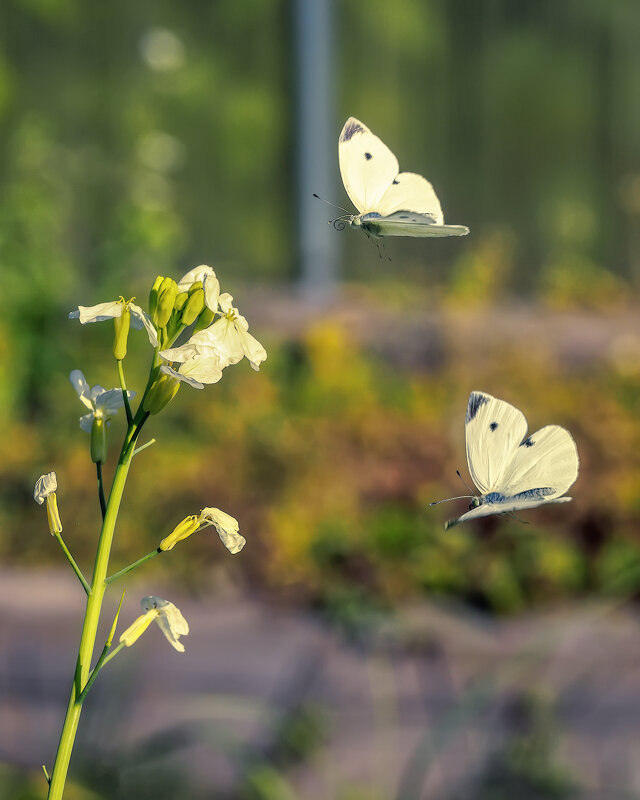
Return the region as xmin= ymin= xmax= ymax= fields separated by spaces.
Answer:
xmin=3 ymin=305 xmax=639 ymax=619
xmin=456 ymin=692 xmax=578 ymax=800
xmin=0 ymin=0 xmax=638 ymax=626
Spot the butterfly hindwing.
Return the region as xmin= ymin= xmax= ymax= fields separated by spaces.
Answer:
xmin=371 ymin=213 xmax=470 ymax=238
xmin=500 ymin=424 xmax=579 ymax=501
xmin=377 ymin=172 xmax=444 ymax=221
xmin=464 ymin=391 xmax=528 ymax=496
xmin=446 ymin=495 xmax=572 ymax=530
xmin=339 ymin=117 xmax=398 ymax=215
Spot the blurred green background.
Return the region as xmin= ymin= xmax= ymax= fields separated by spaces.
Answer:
xmin=1 ymin=0 xmax=640 ymax=797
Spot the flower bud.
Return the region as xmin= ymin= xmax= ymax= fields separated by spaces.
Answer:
xmin=91 ymin=417 xmax=108 ymax=463
xmin=113 ymin=304 xmax=131 ymax=360
xmin=159 ymin=515 xmax=201 ymax=551
xmin=180 ymin=288 xmax=205 ymax=326
xmin=192 ymin=306 xmax=215 ymax=334
xmin=143 ymin=372 xmax=181 ymax=415
xmin=174 ymin=292 xmax=189 ymax=312
xmin=156 ymin=277 xmax=179 ymax=328
xmin=149 ymin=276 xmax=164 ymax=323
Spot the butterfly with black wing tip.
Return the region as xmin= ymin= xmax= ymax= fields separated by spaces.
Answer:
xmin=431 ymin=391 xmax=579 ymax=530
xmin=337 ymin=117 xmax=469 ymax=238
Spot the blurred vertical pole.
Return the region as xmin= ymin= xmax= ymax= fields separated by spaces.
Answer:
xmin=294 ymin=0 xmax=338 ymax=301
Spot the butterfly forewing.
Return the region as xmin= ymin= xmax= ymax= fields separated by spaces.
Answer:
xmin=500 ymin=424 xmax=579 ymax=500
xmin=339 ymin=117 xmax=398 ymax=215
xmin=464 ymin=391 xmax=528 ymax=496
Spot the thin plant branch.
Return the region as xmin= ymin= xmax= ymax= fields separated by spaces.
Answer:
xmin=53 ymin=532 xmax=90 ymax=595
xmin=106 ymin=548 xmax=162 ymax=585
xmin=96 ymin=461 xmax=107 ymax=520
xmin=117 ymin=358 xmax=133 ymax=425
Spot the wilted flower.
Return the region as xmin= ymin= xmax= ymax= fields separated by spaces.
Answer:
xmin=119 ymin=596 xmax=189 ymax=653
xmin=34 ymin=471 xmax=62 ymax=535
xmin=160 ymin=507 xmax=245 ymax=554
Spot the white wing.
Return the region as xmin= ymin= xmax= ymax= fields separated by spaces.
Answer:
xmin=377 ymin=172 xmax=444 ymax=222
xmin=445 ymin=496 xmax=572 ymax=530
xmin=339 ymin=117 xmax=398 ymax=214
xmin=500 ymin=424 xmax=579 ymax=500
xmin=371 ymin=212 xmax=469 ymax=238
xmin=464 ymin=391 xmax=528 ymax=495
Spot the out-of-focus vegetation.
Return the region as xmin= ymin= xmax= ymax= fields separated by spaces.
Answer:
xmin=0 ymin=0 xmax=639 ymax=620
xmin=3 ymin=307 xmax=639 ymax=619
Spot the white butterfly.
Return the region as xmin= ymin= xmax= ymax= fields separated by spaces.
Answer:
xmin=338 ymin=117 xmax=469 ymax=238
xmin=432 ymin=391 xmax=579 ymax=530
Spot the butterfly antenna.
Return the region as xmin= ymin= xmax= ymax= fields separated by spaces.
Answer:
xmin=312 ymin=193 xmax=350 ymax=215
xmin=429 ymin=495 xmax=474 ymax=507
xmin=456 ymin=470 xmax=475 ymax=494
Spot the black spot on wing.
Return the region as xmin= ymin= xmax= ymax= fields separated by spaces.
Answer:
xmin=340 ymin=120 xmax=363 ymax=142
xmin=364 ymin=152 xmax=372 ymax=161
xmin=512 ymin=487 xmax=554 ymax=500
xmin=490 ymin=422 xmax=499 ymax=431
xmin=466 ymin=392 xmax=489 ymax=423
xmin=392 ymin=178 xmax=399 ymax=185
xmin=521 ymin=436 xmax=534 ymax=447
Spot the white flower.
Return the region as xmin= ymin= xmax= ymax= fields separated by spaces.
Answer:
xmin=69 ymin=298 xmax=158 ymax=347
xmin=119 ymin=596 xmax=189 ymax=653
xmin=34 ymin=471 xmax=62 ymax=534
xmin=189 ymin=293 xmax=266 ymax=371
xmin=159 ymin=342 xmax=224 ymax=388
xmin=69 ymin=370 xmax=135 ymax=432
xmin=34 ymin=471 xmax=57 ymax=504
xmin=159 ymin=507 xmax=246 ymax=554
xmin=177 ymin=265 xmax=220 ymax=311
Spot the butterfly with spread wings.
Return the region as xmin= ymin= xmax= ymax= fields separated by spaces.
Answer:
xmin=432 ymin=391 xmax=579 ymax=530
xmin=338 ymin=117 xmax=469 ymax=238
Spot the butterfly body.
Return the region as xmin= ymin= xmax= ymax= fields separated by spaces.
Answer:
xmin=436 ymin=391 xmax=579 ymax=529
xmin=338 ymin=117 xmax=469 ymax=238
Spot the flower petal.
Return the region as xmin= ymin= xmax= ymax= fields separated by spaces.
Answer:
xmin=203 ymin=273 xmax=220 ymax=311
xmin=236 ymin=327 xmax=267 ymax=371
xmin=69 ymin=301 xmax=122 ymax=324
xmin=200 ymin=507 xmax=246 ymax=554
xmin=34 ymin=472 xmax=57 ymax=504
xmin=160 ymin=364 xmax=205 ymax=389
xmin=141 ymin=596 xmax=189 ymax=652
xmin=159 ymin=342 xmax=200 ymax=364
xmin=79 ymin=413 xmax=94 ymax=432
xmin=69 ymin=370 xmax=94 ymax=410
xmin=129 ymin=303 xmax=158 ymax=346
xmin=177 ymin=265 xmax=216 ymax=291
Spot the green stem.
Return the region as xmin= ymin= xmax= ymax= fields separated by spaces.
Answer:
xmin=77 ymin=641 xmax=125 ymax=705
xmin=53 ymin=533 xmax=90 ymax=595
xmin=47 ymin=411 xmax=146 ymax=800
xmin=106 ymin=548 xmax=162 ymax=585
xmin=96 ymin=461 xmax=107 ymax=520
xmin=117 ymin=359 xmax=133 ymax=425
xmin=133 ymin=438 xmax=156 ymax=457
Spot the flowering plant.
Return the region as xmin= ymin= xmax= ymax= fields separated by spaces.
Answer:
xmin=36 ymin=266 xmax=265 ymax=799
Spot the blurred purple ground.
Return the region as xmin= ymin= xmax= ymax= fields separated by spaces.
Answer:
xmin=1 ymin=567 xmax=639 ymax=799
